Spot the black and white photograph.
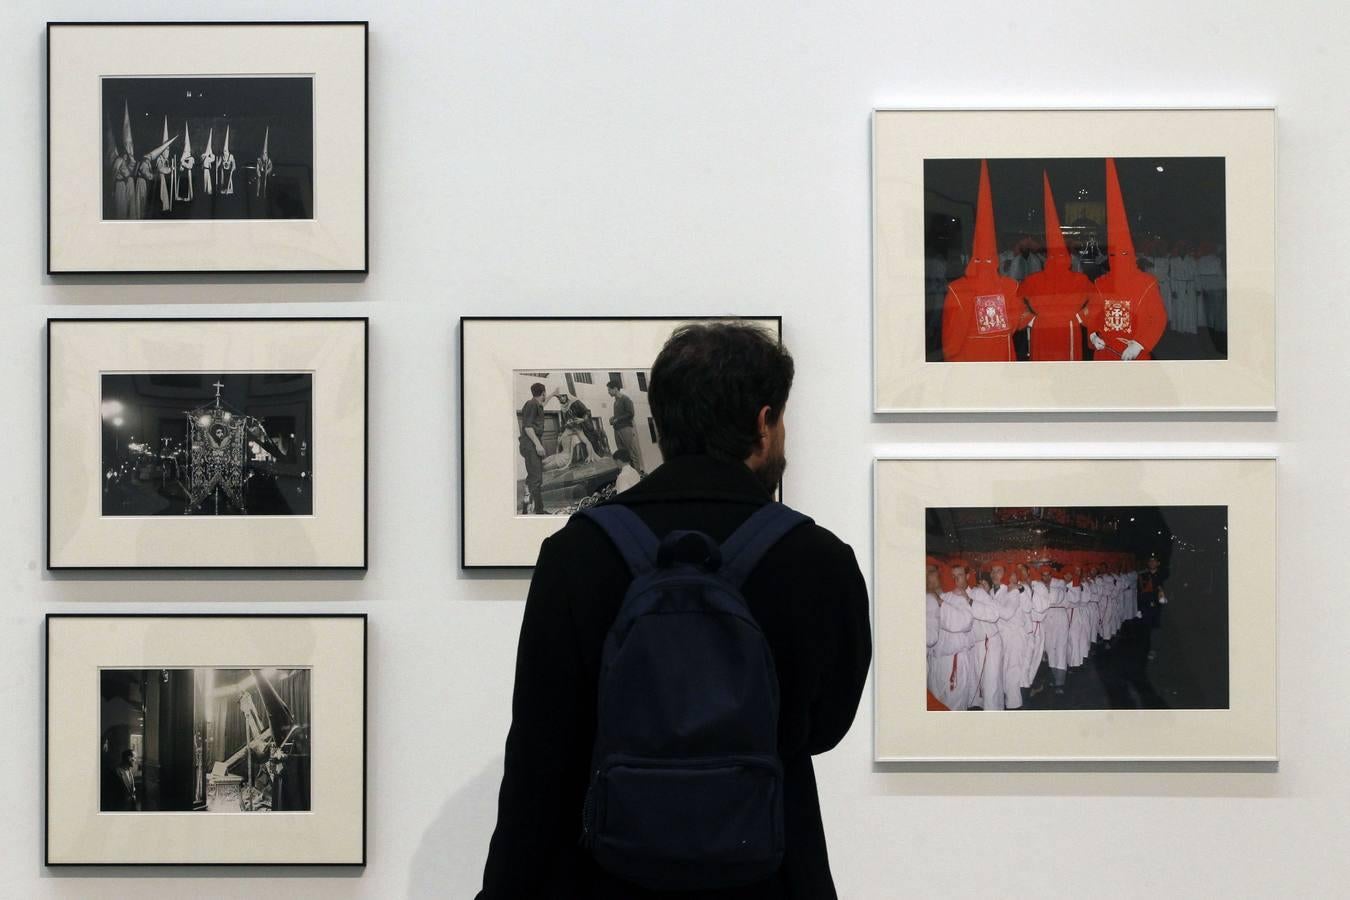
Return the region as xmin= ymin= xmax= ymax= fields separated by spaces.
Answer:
xmin=461 ymin=317 xmax=781 ymax=568
xmin=48 ymin=615 xmax=365 ymax=865
xmin=102 ymin=76 xmax=313 ymax=221
xmin=924 ymin=157 xmax=1227 ymax=362
xmin=514 ymin=368 xmax=661 ymax=515
xmin=100 ymin=667 xmax=311 ymax=813
xmin=101 ymin=373 xmax=313 ymax=517
xmin=925 ymin=506 xmax=1229 ymax=713
xmin=49 ymin=318 xmax=367 ymax=569
xmin=48 ymin=22 xmax=367 ymax=273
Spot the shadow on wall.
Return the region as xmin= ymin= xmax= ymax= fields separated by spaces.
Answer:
xmin=408 ymin=760 xmax=504 ymax=898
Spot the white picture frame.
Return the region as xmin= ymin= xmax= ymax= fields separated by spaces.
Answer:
xmin=47 ymin=317 xmax=368 ymax=570
xmin=47 ymin=22 xmax=368 ymax=274
xmin=873 ymin=447 xmax=1277 ymax=763
xmin=46 ymin=614 xmax=366 ymax=866
xmin=872 ymin=108 xmax=1276 ymax=413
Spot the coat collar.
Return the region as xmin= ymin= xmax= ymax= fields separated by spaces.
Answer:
xmin=613 ymin=454 xmax=771 ymax=505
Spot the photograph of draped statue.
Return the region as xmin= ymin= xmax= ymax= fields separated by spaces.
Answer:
xmin=100 ymin=667 xmax=311 ymax=813
xmin=100 ymin=373 xmax=313 ymax=517
xmin=923 ymin=157 xmax=1227 ymax=363
xmin=872 ymin=108 xmax=1276 ymax=414
xmin=102 ymin=76 xmax=313 ymax=221
xmin=513 ymin=369 xmax=661 ymax=515
xmin=924 ymin=505 xmax=1229 ymax=713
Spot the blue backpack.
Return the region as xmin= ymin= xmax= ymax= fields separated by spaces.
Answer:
xmin=577 ymin=500 xmax=811 ymax=891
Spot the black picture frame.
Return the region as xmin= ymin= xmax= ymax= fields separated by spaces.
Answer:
xmin=45 ymin=613 xmax=367 ymax=867
xmin=46 ymin=21 xmax=369 ymax=275
xmin=458 ymin=315 xmax=785 ymax=570
xmin=47 ymin=317 xmax=369 ymax=571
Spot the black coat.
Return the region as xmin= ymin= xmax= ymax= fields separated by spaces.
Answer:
xmin=478 ymin=455 xmax=872 ymax=899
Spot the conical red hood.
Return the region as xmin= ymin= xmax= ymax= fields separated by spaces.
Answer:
xmin=964 ymin=159 xmax=999 ymax=280
xmin=1042 ymin=171 xmax=1070 ymax=272
xmin=1105 ymin=158 xmax=1136 ymax=265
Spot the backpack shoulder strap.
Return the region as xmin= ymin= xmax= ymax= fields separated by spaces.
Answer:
xmin=718 ymin=502 xmax=813 ymax=589
xmin=578 ymin=503 xmax=659 ymax=577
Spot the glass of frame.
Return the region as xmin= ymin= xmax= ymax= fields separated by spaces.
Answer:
xmin=46 ymin=614 xmax=366 ymax=866
xmin=872 ymin=108 xmax=1276 ymax=413
xmin=873 ymin=451 xmax=1276 ymax=763
xmin=47 ymin=318 xmax=368 ymax=570
xmin=459 ymin=316 xmax=782 ymax=568
xmin=47 ymin=22 xmax=368 ymax=274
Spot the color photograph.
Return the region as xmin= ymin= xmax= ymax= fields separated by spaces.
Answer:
xmin=924 ymin=505 xmax=1228 ymax=712
xmin=924 ymin=157 xmax=1226 ymax=363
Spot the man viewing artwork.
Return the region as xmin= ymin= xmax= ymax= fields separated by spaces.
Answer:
xmin=482 ymin=322 xmax=872 ymax=898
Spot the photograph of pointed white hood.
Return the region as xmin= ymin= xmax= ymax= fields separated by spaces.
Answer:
xmin=101 ymin=74 xmax=313 ymax=221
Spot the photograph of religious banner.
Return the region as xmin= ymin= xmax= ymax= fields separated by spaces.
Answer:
xmin=102 ymin=76 xmax=313 ymax=222
xmin=873 ymin=109 xmax=1275 ymax=413
xmin=462 ymin=317 xmax=781 ymax=567
xmin=513 ymin=369 xmax=660 ymax=515
xmin=49 ymin=318 xmax=367 ymax=569
xmin=48 ymin=615 xmax=365 ymax=865
xmin=48 ymin=23 xmax=366 ymax=273
xmin=100 ymin=667 xmax=311 ymax=813
xmin=922 ymin=157 xmax=1226 ymax=363
xmin=923 ymin=506 xmax=1228 ymax=713
xmin=101 ymin=373 xmax=313 ymax=517
xmin=874 ymin=455 xmax=1276 ymax=762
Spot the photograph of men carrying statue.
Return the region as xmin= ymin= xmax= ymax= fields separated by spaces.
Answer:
xmin=514 ymin=369 xmax=660 ymax=515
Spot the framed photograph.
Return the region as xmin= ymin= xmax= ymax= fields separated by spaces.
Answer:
xmin=46 ymin=614 xmax=366 ymax=866
xmin=873 ymin=108 xmax=1276 ymax=413
xmin=48 ymin=318 xmax=367 ymax=570
xmin=48 ymin=21 xmax=368 ymax=273
xmin=874 ymin=451 xmax=1276 ymax=762
xmin=460 ymin=316 xmax=782 ymax=568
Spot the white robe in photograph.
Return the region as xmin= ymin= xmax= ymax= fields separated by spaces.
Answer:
xmin=927 ymin=592 xmax=977 ymax=710
xmin=992 ymin=584 xmax=1028 ymax=709
xmin=966 ymin=587 xmax=1006 ymax=711
xmin=1066 ymin=582 xmax=1092 ymax=667
xmin=1025 ymin=581 xmax=1052 ymax=685
xmin=1041 ymin=578 xmax=1071 ymax=671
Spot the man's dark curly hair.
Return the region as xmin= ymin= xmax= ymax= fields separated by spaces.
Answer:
xmin=648 ymin=321 xmax=794 ymax=462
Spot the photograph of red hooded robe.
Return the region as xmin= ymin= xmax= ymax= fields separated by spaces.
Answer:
xmin=1017 ymin=173 xmax=1101 ymax=361
xmin=1082 ymin=158 xmax=1169 ymax=360
xmin=940 ymin=159 xmax=1024 ymax=361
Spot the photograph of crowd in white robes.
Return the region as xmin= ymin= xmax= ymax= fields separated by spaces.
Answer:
xmin=102 ymin=76 xmax=313 ymax=221
xmin=924 ymin=156 xmax=1227 ymax=364
xmin=925 ymin=505 xmax=1228 ymax=712
xmin=514 ymin=369 xmax=660 ymax=515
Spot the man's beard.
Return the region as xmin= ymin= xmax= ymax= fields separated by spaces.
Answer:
xmin=754 ymin=450 xmax=787 ymax=495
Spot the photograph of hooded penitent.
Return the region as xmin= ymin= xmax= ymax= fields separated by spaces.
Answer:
xmin=925 ymin=157 xmax=1227 ymax=363
xmin=102 ymin=76 xmax=313 ymax=221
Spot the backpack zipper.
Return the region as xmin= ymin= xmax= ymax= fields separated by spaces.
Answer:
xmin=579 ymin=768 xmax=600 ymax=848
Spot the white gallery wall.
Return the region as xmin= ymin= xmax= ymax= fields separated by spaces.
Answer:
xmin=1 ymin=1 xmax=1344 ymax=896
